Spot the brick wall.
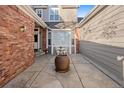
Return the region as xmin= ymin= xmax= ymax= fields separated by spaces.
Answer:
xmin=0 ymin=5 xmax=35 ymax=87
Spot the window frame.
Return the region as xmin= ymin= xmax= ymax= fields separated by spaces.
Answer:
xmin=49 ymin=6 xmax=60 ymax=22
xmin=35 ymin=8 xmax=43 ymax=18
xmin=48 ymin=31 xmax=52 ymax=46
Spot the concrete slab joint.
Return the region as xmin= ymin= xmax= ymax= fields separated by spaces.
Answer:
xmin=3 ymin=54 xmax=121 ymax=88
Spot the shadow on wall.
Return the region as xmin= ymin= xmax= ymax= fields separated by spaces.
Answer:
xmin=80 ymin=40 xmax=124 ymax=87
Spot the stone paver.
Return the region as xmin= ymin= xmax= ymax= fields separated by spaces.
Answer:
xmin=3 ymin=54 xmax=121 ymax=88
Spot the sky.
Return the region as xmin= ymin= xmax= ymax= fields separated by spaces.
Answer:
xmin=78 ymin=5 xmax=95 ymax=17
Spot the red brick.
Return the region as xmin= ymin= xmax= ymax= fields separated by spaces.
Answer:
xmin=0 ymin=5 xmax=35 ymax=87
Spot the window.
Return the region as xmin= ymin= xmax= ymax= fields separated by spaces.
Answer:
xmin=48 ymin=32 xmax=51 ymax=45
xmin=34 ymin=35 xmax=38 ymax=42
xmin=36 ymin=9 xmax=43 ymax=18
xmin=48 ymin=39 xmax=51 ymax=45
xmin=34 ymin=28 xmax=38 ymax=31
xmin=72 ymin=39 xmax=74 ymax=45
xmin=49 ymin=7 xmax=60 ymax=21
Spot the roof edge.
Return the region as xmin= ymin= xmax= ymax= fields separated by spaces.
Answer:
xmin=78 ymin=5 xmax=108 ymax=27
xmin=16 ymin=5 xmax=47 ymax=28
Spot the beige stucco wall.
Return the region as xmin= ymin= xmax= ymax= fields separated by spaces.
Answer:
xmin=79 ymin=5 xmax=124 ymax=87
xmin=59 ymin=6 xmax=77 ymax=22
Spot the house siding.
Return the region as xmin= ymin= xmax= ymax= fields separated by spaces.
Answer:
xmin=0 ymin=5 xmax=35 ymax=87
xmin=79 ymin=5 xmax=124 ymax=87
xmin=32 ymin=5 xmax=78 ymax=23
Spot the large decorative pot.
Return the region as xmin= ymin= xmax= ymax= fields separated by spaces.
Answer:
xmin=55 ymin=55 xmax=70 ymax=73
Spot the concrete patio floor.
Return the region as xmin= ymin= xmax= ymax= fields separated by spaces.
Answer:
xmin=3 ymin=54 xmax=121 ymax=88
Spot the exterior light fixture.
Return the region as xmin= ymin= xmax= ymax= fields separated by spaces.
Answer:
xmin=20 ymin=25 xmax=26 ymax=32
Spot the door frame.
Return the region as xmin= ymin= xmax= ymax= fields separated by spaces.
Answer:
xmin=51 ymin=29 xmax=75 ymax=55
xmin=34 ymin=28 xmax=40 ymax=50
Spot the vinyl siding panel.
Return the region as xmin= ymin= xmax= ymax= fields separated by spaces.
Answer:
xmin=80 ymin=5 xmax=124 ymax=87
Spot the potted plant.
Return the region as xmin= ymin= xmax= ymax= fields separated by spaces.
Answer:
xmin=55 ymin=47 xmax=70 ymax=73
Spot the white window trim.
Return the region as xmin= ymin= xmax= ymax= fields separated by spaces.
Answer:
xmin=36 ymin=9 xmax=43 ymax=18
xmin=46 ymin=29 xmax=48 ymax=48
xmin=48 ymin=6 xmax=60 ymax=22
xmin=51 ymin=29 xmax=76 ymax=55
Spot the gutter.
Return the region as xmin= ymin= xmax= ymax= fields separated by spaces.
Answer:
xmin=78 ymin=5 xmax=108 ymax=27
xmin=16 ymin=5 xmax=48 ymax=28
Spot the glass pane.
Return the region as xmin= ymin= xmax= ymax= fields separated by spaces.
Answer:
xmin=48 ymin=39 xmax=51 ymax=45
xmin=34 ymin=35 xmax=38 ymax=42
xmin=53 ymin=32 xmax=70 ymax=46
xmin=34 ymin=29 xmax=38 ymax=31
xmin=72 ymin=39 xmax=74 ymax=45
xmin=50 ymin=9 xmax=54 ymax=15
xmin=50 ymin=15 xmax=54 ymax=20
xmin=38 ymin=14 xmax=42 ymax=17
xmin=36 ymin=9 xmax=43 ymax=17
xmin=50 ymin=8 xmax=59 ymax=21
xmin=55 ymin=15 xmax=59 ymax=20
xmin=40 ymin=10 xmax=42 ymax=13
xmin=48 ymin=32 xmax=51 ymax=39
xmin=55 ymin=10 xmax=58 ymax=14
